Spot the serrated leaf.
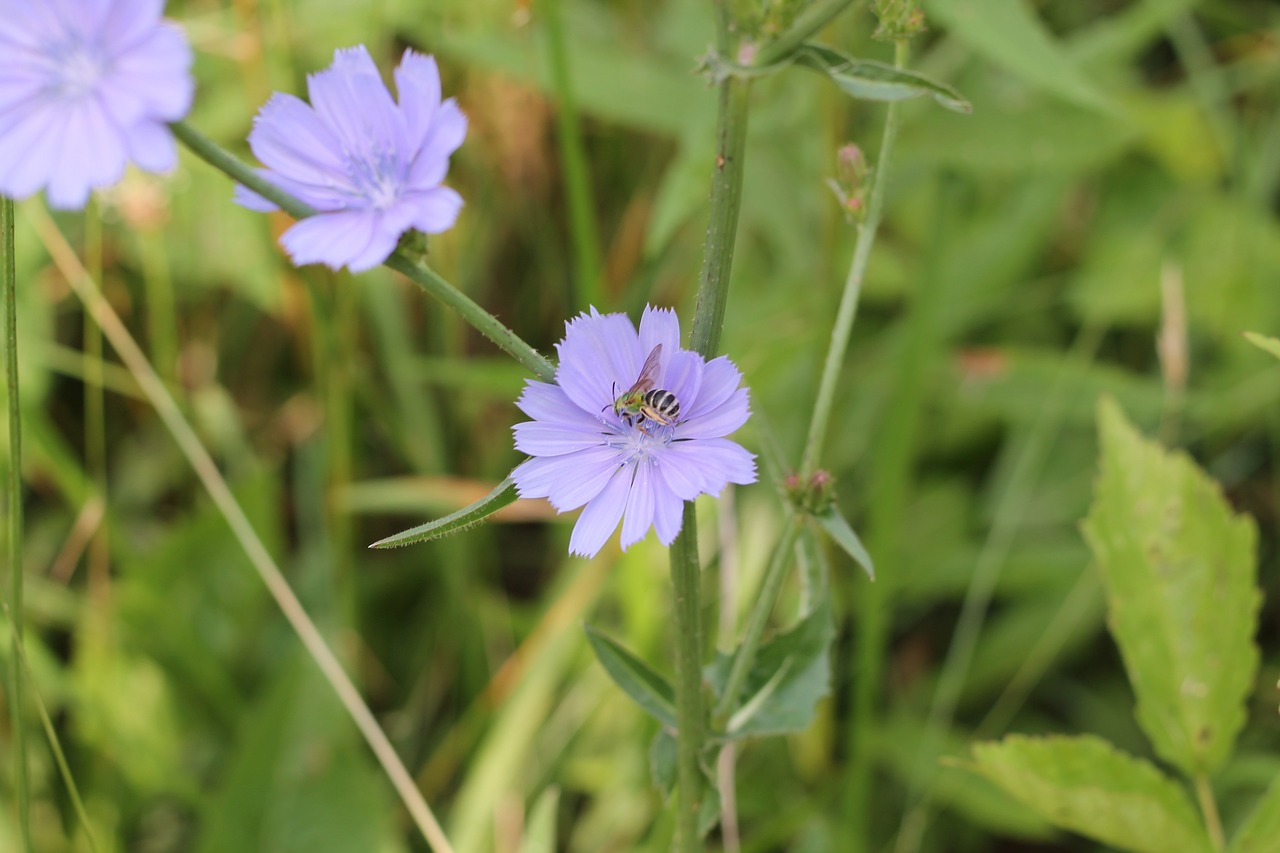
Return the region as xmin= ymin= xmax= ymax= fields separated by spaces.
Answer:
xmin=968 ymin=735 xmax=1211 ymax=853
xmin=813 ymin=506 xmax=875 ymax=579
xmin=922 ymin=0 xmax=1114 ymax=114
xmin=585 ymin=624 xmax=677 ymax=729
xmin=1244 ymin=331 xmax=1280 ymax=361
xmin=791 ymin=44 xmax=971 ymax=113
xmin=707 ymin=602 xmax=834 ymax=738
xmin=1230 ymin=775 xmax=1280 ymax=853
xmin=1082 ymin=398 xmax=1260 ymax=776
xmin=368 ymin=477 xmax=517 ymax=548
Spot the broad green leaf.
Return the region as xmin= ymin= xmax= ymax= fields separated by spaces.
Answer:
xmin=368 ymin=477 xmax=517 ymax=548
xmin=923 ymin=0 xmax=1114 ymax=114
xmin=1082 ymin=398 xmax=1260 ymax=776
xmin=1231 ymin=775 xmax=1280 ymax=853
xmin=792 ymin=44 xmax=971 ymax=114
xmin=707 ymin=602 xmax=834 ymax=738
xmin=968 ymin=734 xmax=1210 ymax=853
xmin=813 ymin=506 xmax=875 ymax=579
xmin=519 ymin=787 xmax=559 ymax=853
xmin=585 ymin=624 xmax=677 ymax=729
xmin=1244 ymin=332 xmax=1280 ymax=361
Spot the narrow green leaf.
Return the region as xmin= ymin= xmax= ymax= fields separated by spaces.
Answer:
xmin=1243 ymin=331 xmax=1280 ymax=361
xmin=367 ymin=477 xmax=517 ymax=549
xmin=922 ymin=0 xmax=1114 ymax=114
xmin=792 ymin=44 xmax=972 ymax=114
xmin=813 ymin=506 xmax=875 ymax=579
xmin=707 ymin=602 xmax=834 ymax=738
xmin=518 ymin=786 xmax=559 ymax=853
xmin=1082 ymin=398 xmax=1260 ymax=776
xmin=650 ymin=729 xmax=677 ymax=795
xmin=1230 ymin=775 xmax=1280 ymax=853
xmin=968 ymin=734 xmax=1211 ymax=853
xmin=584 ymin=624 xmax=678 ymax=729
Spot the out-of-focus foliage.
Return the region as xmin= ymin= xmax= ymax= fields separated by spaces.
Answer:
xmin=2 ymin=0 xmax=1279 ymax=851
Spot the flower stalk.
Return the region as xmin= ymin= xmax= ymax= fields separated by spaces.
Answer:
xmin=667 ymin=2 xmax=755 ymax=847
xmin=3 ymin=196 xmax=32 ymax=852
xmin=170 ymin=121 xmax=555 ymax=382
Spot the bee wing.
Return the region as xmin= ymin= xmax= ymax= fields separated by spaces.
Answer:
xmin=625 ymin=344 xmax=663 ymax=395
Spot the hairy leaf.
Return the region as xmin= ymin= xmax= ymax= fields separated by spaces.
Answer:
xmin=792 ymin=44 xmax=972 ymax=113
xmin=813 ymin=506 xmax=875 ymax=579
xmin=585 ymin=624 xmax=677 ymax=728
xmin=368 ymin=477 xmax=517 ymax=548
xmin=1082 ymin=399 xmax=1260 ymax=776
xmin=968 ymin=735 xmax=1210 ymax=853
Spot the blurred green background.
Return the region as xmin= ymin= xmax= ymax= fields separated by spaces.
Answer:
xmin=3 ymin=0 xmax=1280 ymax=850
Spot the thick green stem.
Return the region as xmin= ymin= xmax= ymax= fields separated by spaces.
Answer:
xmin=169 ymin=121 xmax=555 ymax=382
xmin=688 ymin=74 xmax=750 ymax=358
xmin=541 ymin=0 xmax=602 ymax=309
xmin=800 ymin=39 xmax=907 ymax=474
xmin=713 ymin=517 xmax=801 ymax=724
xmin=3 ymin=198 xmax=31 ymax=851
xmin=753 ymin=0 xmax=858 ymax=67
xmin=669 ymin=503 xmax=706 ymax=851
xmin=666 ymin=5 xmax=755 ymax=848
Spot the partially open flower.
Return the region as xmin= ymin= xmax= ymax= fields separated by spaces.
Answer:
xmin=0 ymin=0 xmax=194 ymax=209
xmin=512 ymin=307 xmax=756 ymax=557
xmin=235 ymin=46 xmax=466 ymax=273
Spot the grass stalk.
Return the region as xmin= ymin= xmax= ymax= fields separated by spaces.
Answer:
xmin=541 ymin=0 xmax=603 ymax=309
xmin=2 ymin=197 xmax=32 ymax=852
xmin=26 ymin=203 xmax=458 ymax=853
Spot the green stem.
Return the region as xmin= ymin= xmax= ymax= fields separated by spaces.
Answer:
xmin=1196 ymin=775 xmax=1225 ymax=852
xmin=753 ymin=0 xmax=858 ymax=67
xmin=169 ymin=121 xmax=556 ymax=382
xmin=3 ymin=198 xmax=31 ymax=852
xmin=666 ymin=5 xmax=755 ymax=848
xmin=689 ymin=74 xmax=750 ymax=359
xmin=800 ymin=39 xmax=907 ymax=475
xmin=669 ymin=503 xmax=706 ymax=852
xmin=712 ymin=517 xmax=801 ymax=724
xmin=542 ymin=0 xmax=603 ymax=309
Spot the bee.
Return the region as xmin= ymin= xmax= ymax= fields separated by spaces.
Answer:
xmin=609 ymin=344 xmax=681 ymax=428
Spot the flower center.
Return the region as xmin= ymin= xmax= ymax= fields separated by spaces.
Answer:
xmin=346 ymin=148 xmax=404 ymax=210
xmin=50 ymin=39 xmax=108 ymax=100
xmin=603 ymin=419 xmax=672 ymax=464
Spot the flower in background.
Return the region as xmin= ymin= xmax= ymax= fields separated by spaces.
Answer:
xmin=0 ymin=0 xmax=194 ymax=209
xmin=512 ymin=307 xmax=756 ymax=558
xmin=235 ymin=46 xmax=466 ymax=273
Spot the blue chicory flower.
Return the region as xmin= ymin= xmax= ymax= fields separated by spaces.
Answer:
xmin=0 ymin=0 xmax=194 ymax=209
xmin=512 ymin=307 xmax=757 ymax=558
xmin=235 ymin=46 xmax=466 ymax=273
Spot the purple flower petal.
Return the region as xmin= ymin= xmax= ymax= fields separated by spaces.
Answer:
xmin=662 ymin=350 xmax=702 ymax=415
xmin=402 ymin=186 xmax=463 ymax=234
xmin=395 ymin=50 xmax=441 ymax=148
xmin=555 ymin=310 xmax=643 ymax=415
xmin=279 ymin=210 xmax=380 ymax=271
xmin=408 ymin=99 xmax=467 ymax=187
xmin=307 ymin=46 xmax=404 ymax=164
xmin=0 ymin=0 xmax=192 ymax=208
xmin=638 ymin=305 xmax=680 ymax=372
xmin=513 ymin=421 xmax=604 ymax=457
xmin=620 ymin=458 xmax=657 ymax=548
xmin=247 ymin=93 xmax=347 ymax=190
xmin=674 ymin=387 xmax=750 ymax=440
xmin=664 ymin=438 xmax=757 ymax=489
xmin=681 ymin=356 xmax=742 ymax=421
xmin=652 ymin=477 xmax=685 ymax=545
xmin=569 ymin=466 xmax=633 ymax=557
